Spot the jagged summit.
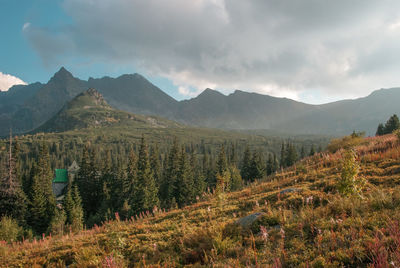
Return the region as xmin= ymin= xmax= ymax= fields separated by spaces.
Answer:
xmin=50 ymin=67 xmax=74 ymax=81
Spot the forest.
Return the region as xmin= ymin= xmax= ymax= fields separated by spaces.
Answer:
xmin=0 ymin=132 xmax=320 ymax=240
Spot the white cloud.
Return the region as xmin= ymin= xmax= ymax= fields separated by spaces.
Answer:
xmin=0 ymin=72 xmax=27 ymax=91
xmin=25 ymin=0 xmax=400 ymax=102
xmin=22 ymin=22 xmax=31 ymax=31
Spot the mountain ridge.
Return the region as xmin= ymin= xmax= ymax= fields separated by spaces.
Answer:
xmin=1 ymin=67 xmax=400 ymax=136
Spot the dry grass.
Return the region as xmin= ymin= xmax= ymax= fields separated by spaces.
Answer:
xmin=2 ymin=134 xmax=400 ymax=267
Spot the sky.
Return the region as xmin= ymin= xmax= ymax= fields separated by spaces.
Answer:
xmin=1 ymin=0 xmax=400 ymax=104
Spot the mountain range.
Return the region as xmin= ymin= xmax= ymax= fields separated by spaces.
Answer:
xmin=1 ymin=67 xmax=399 ymax=136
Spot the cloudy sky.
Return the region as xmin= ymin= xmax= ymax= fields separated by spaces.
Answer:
xmin=1 ymin=0 xmax=400 ymax=103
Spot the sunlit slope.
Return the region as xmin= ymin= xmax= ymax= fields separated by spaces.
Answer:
xmin=2 ymin=134 xmax=400 ymax=267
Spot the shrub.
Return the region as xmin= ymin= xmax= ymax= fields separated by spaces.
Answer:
xmin=336 ymin=149 xmax=366 ymax=198
xmin=0 ymin=216 xmax=23 ymax=243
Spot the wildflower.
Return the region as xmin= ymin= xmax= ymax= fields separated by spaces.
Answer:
xmin=280 ymin=228 xmax=285 ymax=239
xmin=260 ymin=225 xmax=268 ymax=241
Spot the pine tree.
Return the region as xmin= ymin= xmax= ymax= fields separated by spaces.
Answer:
xmin=228 ymin=166 xmax=243 ymax=191
xmin=266 ymin=154 xmax=273 ymax=176
xmin=241 ymin=146 xmax=252 ymax=182
xmin=384 ymin=114 xmax=400 ymax=134
xmin=126 ymin=148 xmax=137 ymax=212
xmin=150 ymin=145 xmax=161 ymax=185
xmin=160 ymin=139 xmax=180 ymax=207
xmin=229 ymin=143 xmax=238 ymax=166
xmin=273 ymin=154 xmax=278 ymax=173
xmin=280 ymin=142 xmax=286 ymax=168
xmin=376 ymin=123 xmax=385 ymax=136
xmin=28 ymin=143 xmax=56 ymax=234
xmin=309 ymin=145 xmax=316 ymax=156
xmin=250 ymin=150 xmax=265 ymax=181
xmin=48 ymin=206 xmax=66 ymax=236
xmin=0 ymin=132 xmax=27 ymax=225
xmin=285 ymin=143 xmax=298 ymax=167
xmin=135 ymin=137 xmax=159 ymax=212
xmin=76 ymin=145 xmax=100 ymax=219
xmin=189 ymin=148 xmax=203 ymax=201
xmin=71 ymin=184 xmax=84 ymax=231
xmin=175 ymin=147 xmax=192 ymax=207
xmin=300 ymin=146 xmax=305 ymax=159
xmin=63 ymin=184 xmax=74 ymax=225
xmin=216 ymin=145 xmax=228 ymax=176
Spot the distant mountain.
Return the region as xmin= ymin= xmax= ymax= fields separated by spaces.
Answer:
xmin=177 ymin=87 xmax=400 ymax=135
xmin=88 ymin=74 xmax=178 ymax=117
xmin=9 ymin=67 xmax=87 ymax=133
xmin=2 ymin=67 xmax=400 ymax=136
xmin=34 ymin=88 xmax=181 ymax=133
xmin=0 ymin=67 xmax=178 ymax=136
xmin=271 ymin=88 xmax=400 ymax=135
xmin=177 ymin=89 xmax=314 ymax=129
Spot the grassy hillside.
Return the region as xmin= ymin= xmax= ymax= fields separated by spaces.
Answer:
xmin=2 ymin=134 xmax=400 ymax=267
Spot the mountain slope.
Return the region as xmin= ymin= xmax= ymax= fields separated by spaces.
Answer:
xmin=9 ymin=67 xmax=87 ymax=133
xmin=3 ymin=134 xmax=400 ymax=266
xmin=0 ymin=68 xmax=179 ymax=136
xmin=177 ymin=89 xmax=315 ymax=129
xmin=87 ymin=73 xmax=178 ymax=117
xmin=34 ymin=88 xmax=181 ymax=133
xmin=2 ymin=68 xmax=400 ymax=136
xmin=273 ymin=87 xmax=400 ymax=135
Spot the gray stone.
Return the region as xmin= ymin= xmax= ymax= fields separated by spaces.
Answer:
xmin=279 ymin=188 xmax=301 ymax=195
xmin=236 ymin=212 xmax=265 ymax=228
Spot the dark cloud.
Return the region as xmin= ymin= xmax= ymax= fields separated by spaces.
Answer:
xmin=25 ymin=0 xmax=400 ymax=102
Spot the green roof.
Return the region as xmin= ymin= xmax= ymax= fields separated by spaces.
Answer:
xmin=53 ymin=169 xmax=68 ymax=183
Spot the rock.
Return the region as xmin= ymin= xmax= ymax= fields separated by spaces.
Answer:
xmin=279 ymin=188 xmax=301 ymax=195
xmin=236 ymin=212 xmax=265 ymax=228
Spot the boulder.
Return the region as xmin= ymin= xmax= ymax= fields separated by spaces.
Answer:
xmin=236 ymin=212 xmax=265 ymax=228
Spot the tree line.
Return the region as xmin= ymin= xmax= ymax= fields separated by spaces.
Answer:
xmin=0 ymin=136 xmax=318 ymax=241
xmin=376 ymin=114 xmax=400 ymax=136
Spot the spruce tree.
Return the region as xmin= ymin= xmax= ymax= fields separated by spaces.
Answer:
xmin=309 ymin=145 xmax=316 ymax=156
xmin=63 ymin=184 xmax=74 ymax=225
xmin=76 ymin=145 xmax=99 ymax=219
xmin=280 ymin=142 xmax=286 ymax=168
xmin=241 ymin=146 xmax=252 ymax=182
xmin=376 ymin=123 xmax=385 ymax=136
xmin=0 ymin=133 xmax=27 ymax=225
xmin=71 ymin=184 xmax=84 ymax=231
xmin=28 ymin=143 xmax=56 ymax=234
xmin=126 ymin=149 xmax=137 ymax=212
xmin=216 ymin=145 xmax=228 ymax=176
xmin=229 ymin=143 xmax=238 ymax=166
xmin=135 ymin=137 xmax=159 ymax=212
xmin=228 ymin=166 xmax=243 ymax=191
xmin=160 ymin=139 xmax=180 ymax=207
xmin=266 ymin=154 xmax=273 ymax=176
xmin=192 ymin=150 xmax=206 ymax=199
xmin=384 ymin=114 xmax=400 ymax=134
xmin=175 ymin=147 xmax=192 ymax=207
xmin=300 ymin=146 xmax=305 ymax=159
xmin=250 ymin=151 xmax=265 ymax=181
xmin=150 ymin=145 xmax=161 ymax=185
xmin=285 ymin=143 xmax=298 ymax=167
